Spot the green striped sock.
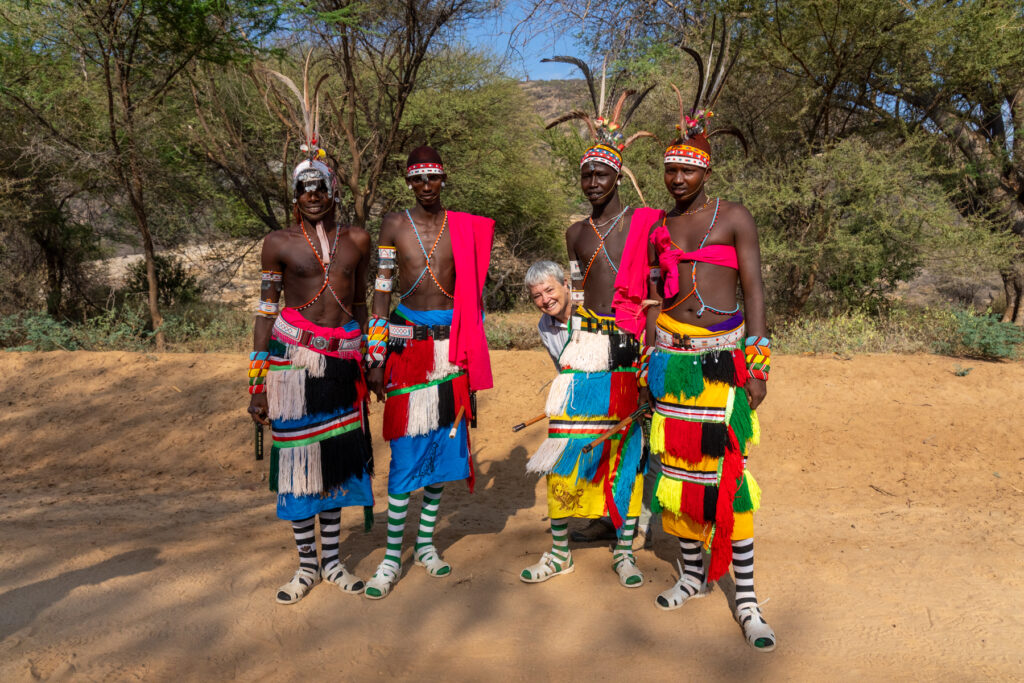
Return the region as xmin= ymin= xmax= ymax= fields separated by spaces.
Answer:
xmin=550 ymin=519 xmax=570 ymax=564
xmin=415 ymin=484 xmax=444 ymax=554
xmin=615 ymin=517 xmax=638 ymax=553
xmin=384 ymin=493 xmax=410 ymax=568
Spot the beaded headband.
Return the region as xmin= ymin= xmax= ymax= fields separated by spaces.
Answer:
xmin=664 ymin=144 xmax=710 ymax=169
xmin=406 ymin=162 xmax=445 ymax=177
xmin=580 ymin=145 xmax=623 ymax=171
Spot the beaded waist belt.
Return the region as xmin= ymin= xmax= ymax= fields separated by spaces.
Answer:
xmin=273 ymin=316 xmax=362 ymax=353
xmin=655 ymin=324 xmax=744 ymax=352
xmin=571 ymin=313 xmax=619 ymax=336
xmin=389 ymin=322 xmax=451 ymax=342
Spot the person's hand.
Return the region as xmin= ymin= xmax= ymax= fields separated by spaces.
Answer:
xmin=745 ymin=377 xmax=766 ymax=410
xmin=367 ymin=367 xmax=386 ymax=402
xmin=638 ymin=386 xmax=652 ymax=415
xmin=247 ymin=393 xmax=270 ymax=425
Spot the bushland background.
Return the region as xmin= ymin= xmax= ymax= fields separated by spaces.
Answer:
xmin=2 ymin=0 xmax=1023 ymax=359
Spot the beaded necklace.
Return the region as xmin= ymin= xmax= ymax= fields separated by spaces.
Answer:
xmin=661 ymin=198 xmax=739 ymax=317
xmin=581 ymin=206 xmax=629 ymax=286
xmin=295 ymin=218 xmax=352 ymax=316
xmin=667 ymin=195 xmax=714 ymax=217
xmin=399 ymin=209 xmax=453 ymax=300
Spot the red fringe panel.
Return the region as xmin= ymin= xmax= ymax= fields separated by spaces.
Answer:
xmin=382 ymin=391 xmax=410 ymax=442
xmin=596 ymin=452 xmax=624 ymax=529
xmin=609 ymin=371 xmax=638 ymax=419
xmin=708 ymin=430 xmax=745 ymax=582
xmin=452 ymin=373 xmax=472 ymax=422
xmin=663 ymin=418 xmax=705 ymax=464
xmin=731 ymin=349 xmax=749 ymax=387
xmin=385 ymin=336 xmax=435 ymax=389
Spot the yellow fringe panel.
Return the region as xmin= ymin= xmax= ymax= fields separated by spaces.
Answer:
xmin=746 ymin=471 xmax=762 ymax=513
xmin=654 ymin=475 xmax=683 ymax=517
xmin=751 ymin=410 xmax=761 ymax=446
xmin=650 ymin=412 xmax=666 ymax=455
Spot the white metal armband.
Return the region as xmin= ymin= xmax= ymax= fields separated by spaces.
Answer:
xmin=569 ymin=259 xmax=582 ymax=281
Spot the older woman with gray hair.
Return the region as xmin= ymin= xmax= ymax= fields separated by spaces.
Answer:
xmin=525 ymin=260 xmax=572 ymax=368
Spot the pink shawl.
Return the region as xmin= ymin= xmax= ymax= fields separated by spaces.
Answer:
xmin=447 ymin=211 xmax=494 ymax=391
xmin=612 ymin=207 xmax=664 ymax=338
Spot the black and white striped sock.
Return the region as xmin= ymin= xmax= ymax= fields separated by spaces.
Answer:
xmin=291 ymin=517 xmax=319 ymax=584
xmin=680 ymin=538 xmax=705 ymax=591
xmin=732 ymin=538 xmax=756 ymax=609
xmin=319 ymin=508 xmax=341 ymax=571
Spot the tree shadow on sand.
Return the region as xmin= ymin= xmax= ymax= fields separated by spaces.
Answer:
xmin=0 ymin=548 xmax=163 ymax=641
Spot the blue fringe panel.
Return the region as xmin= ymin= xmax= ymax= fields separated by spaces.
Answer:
xmin=550 ymin=438 xmax=590 ymax=478
xmin=648 ymin=350 xmax=670 ymax=399
xmin=612 ymin=423 xmax=643 ymax=528
xmin=563 ymin=371 xmax=613 ymax=417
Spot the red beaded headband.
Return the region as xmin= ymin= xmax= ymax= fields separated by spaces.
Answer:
xmin=406 ymin=162 xmax=445 ymax=177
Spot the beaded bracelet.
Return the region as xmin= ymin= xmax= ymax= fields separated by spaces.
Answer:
xmin=636 ymin=344 xmax=655 ymax=388
xmin=248 ymin=351 xmax=270 ymax=394
xmin=744 ymin=336 xmax=771 ymax=381
xmin=365 ymin=315 xmax=389 ymax=369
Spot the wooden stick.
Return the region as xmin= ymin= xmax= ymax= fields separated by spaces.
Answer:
xmin=512 ymin=412 xmax=547 ymax=433
xmin=581 ymin=404 xmax=649 ymax=454
xmin=449 ymin=406 xmax=466 ymax=438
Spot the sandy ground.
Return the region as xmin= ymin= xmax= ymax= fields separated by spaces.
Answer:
xmin=1 ymin=350 xmax=1022 ymax=681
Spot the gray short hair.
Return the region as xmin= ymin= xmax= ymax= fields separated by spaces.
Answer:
xmin=525 ymin=260 xmax=566 ymax=288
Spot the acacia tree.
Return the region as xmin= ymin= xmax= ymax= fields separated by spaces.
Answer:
xmin=3 ymin=1 xmax=279 ymax=348
xmin=303 ymin=0 xmax=499 ymax=227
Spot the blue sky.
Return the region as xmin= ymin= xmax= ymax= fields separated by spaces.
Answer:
xmin=462 ymin=2 xmax=583 ymax=81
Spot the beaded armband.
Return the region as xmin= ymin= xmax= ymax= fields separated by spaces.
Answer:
xmin=744 ymin=336 xmax=771 ymax=381
xmin=256 ymin=300 xmax=280 ymax=318
xmin=376 ymin=246 xmax=396 ymax=293
xmin=366 ymin=315 xmax=389 ymax=369
xmin=248 ymin=351 xmax=270 ymax=394
xmin=260 ymin=270 xmax=283 ymax=285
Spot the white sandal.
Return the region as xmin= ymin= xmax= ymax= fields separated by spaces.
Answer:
xmin=363 ymin=561 xmax=400 ymax=600
xmin=275 ymin=568 xmax=320 ymax=605
xmin=321 ymin=562 xmax=364 ymax=594
xmin=520 ymin=551 xmax=574 ymax=583
xmin=414 ymin=545 xmax=451 ymax=577
xmin=735 ymin=603 xmax=776 ymax=652
xmin=612 ymin=551 xmax=644 ymax=588
xmin=655 ymin=560 xmax=710 ymax=611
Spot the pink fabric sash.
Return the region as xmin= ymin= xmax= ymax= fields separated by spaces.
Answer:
xmin=447 ymin=211 xmax=494 ymax=391
xmin=611 ymin=207 xmax=664 ymax=338
xmin=650 ymin=224 xmax=738 ymax=299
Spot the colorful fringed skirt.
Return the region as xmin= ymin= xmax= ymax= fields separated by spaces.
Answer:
xmin=265 ymin=308 xmax=374 ymax=521
xmin=382 ymin=305 xmax=473 ymax=495
xmin=526 ymin=308 xmax=644 ymax=526
xmin=648 ymin=312 xmax=762 ymax=580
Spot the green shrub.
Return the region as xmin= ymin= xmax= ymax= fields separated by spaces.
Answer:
xmin=123 ymin=254 xmax=203 ymax=307
xmin=934 ymin=310 xmax=1024 ymax=359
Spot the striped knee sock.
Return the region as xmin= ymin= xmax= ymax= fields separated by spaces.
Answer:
xmin=415 ymin=484 xmax=444 ymax=554
xmin=291 ymin=517 xmax=319 ymax=584
xmin=680 ymin=538 xmax=705 ymax=592
xmin=550 ymin=519 xmax=570 ymax=563
xmin=732 ymin=538 xmax=757 ymax=609
xmin=318 ymin=508 xmax=341 ymax=571
xmin=615 ymin=517 xmax=638 ymax=554
xmin=383 ymin=493 xmax=410 ymax=568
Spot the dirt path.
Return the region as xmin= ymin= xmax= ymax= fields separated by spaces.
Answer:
xmin=1 ymin=351 xmax=1022 ymax=680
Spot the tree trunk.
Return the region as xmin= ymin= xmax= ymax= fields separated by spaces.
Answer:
xmin=1001 ymin=264 xmax=1023 ymax=324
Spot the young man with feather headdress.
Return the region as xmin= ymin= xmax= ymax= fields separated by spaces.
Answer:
xmin=615 ymin=35 xmax=777 ymax=651
xmin=246 ymin=61 xmax=374 ymax=605
xmin=521 ymin=58 xmax=662 ymax=589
